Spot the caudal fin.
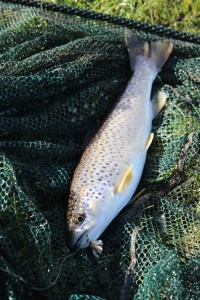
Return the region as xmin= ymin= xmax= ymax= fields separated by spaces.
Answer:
xmin=125 ymin=28 xmax=173 ymax=72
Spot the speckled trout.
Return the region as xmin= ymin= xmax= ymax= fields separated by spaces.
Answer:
xmin=67 ymin=29 xmax=173 ymax=257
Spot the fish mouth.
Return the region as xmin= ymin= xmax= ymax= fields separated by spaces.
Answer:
xmin=73 ymin=230 xmax=89 ymax=250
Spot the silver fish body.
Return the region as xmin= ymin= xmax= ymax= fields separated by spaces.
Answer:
xmin=67 ymin=29 xmax=173 ymax=257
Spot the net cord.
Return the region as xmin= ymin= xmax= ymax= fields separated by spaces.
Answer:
xmin=1 ymin=0 xmax=200 ymax=44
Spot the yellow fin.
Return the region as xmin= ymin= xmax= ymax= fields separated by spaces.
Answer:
xmin=145 ymin=133 xmax=154 ymax=150
xmin=151 ymin=91 xmax=167 ymax=118
xmin=116 ymin=164 xmax=133 ymax=194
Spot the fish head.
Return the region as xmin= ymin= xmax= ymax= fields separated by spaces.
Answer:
xmin=67 ymin=181 xmax=114 ymax=250
xmin=67 ymin=204 xmax=90 ymax=250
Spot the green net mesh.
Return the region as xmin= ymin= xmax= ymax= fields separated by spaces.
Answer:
xmin=0 ymin=1 xmax=199 ymax=299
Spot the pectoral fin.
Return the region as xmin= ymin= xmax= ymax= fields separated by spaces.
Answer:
xmin=151 ymin=91 xmax=167 ymax=118
xmin=116 ymin=164 xmax=133 ymax=194
xmin=145 ymin=133 xmax=154 ymax=150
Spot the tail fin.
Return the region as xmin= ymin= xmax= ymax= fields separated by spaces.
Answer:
xmin=125 ymin=28 xmax=173 ymax=72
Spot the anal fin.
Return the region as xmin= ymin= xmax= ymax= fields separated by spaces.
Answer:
xmin=145 ymin=133 xmax=154 ymax=150
xmin=151 ymin=91 xmax=167 ymax=118
xmin=116 ymin=164 xmax=133 ymax=194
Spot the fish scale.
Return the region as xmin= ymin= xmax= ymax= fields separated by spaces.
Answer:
xmin=67 ymin=29 xmax=173 ymax=257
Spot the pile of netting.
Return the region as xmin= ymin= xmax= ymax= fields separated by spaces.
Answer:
xmin=0 ymin=0 xmax=199 ymax=299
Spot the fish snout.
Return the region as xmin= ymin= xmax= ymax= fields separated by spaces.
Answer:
xmin=67 ymin=228 xmax=90 ymax=250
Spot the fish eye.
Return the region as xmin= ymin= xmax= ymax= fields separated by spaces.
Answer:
xmin=76 ymin=215 xmax=85 ymax=224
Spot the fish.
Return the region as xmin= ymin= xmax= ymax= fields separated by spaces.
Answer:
xmin=67 ymin=28 xmax=173 ymax=257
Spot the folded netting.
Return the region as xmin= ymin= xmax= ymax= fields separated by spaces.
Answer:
xmin=0 ymin=1 xmax=199 ymax=299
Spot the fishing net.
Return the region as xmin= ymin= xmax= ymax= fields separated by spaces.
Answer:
xmin=0 ymin=0 xmax=199 ymax=299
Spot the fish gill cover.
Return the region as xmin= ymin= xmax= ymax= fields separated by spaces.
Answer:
xmin=0 ymin=0 xmax=199 ymax=299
